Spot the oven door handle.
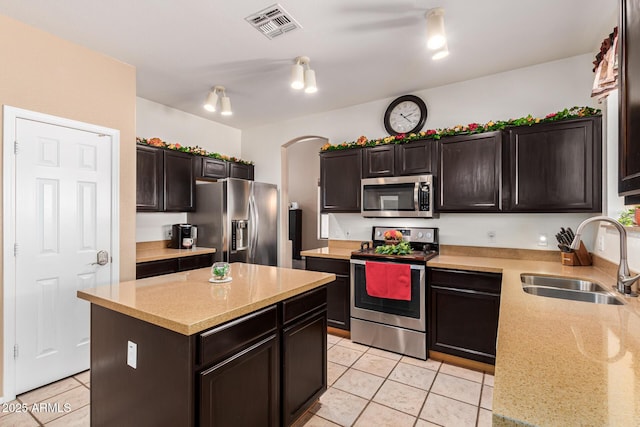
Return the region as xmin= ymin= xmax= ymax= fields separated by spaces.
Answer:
xmin=350 ymin=259 xmax=425 ymax=271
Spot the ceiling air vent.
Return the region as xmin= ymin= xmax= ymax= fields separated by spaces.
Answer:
xmin=245 ymin=3 xmax=302 ymax=39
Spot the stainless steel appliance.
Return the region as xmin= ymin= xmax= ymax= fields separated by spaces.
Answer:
xmin=361 ymin=175 xmax=436 ymax=218
xmin=350 ymin=226 xmax=439 ymax=359
xmin=168 ymin=223 xmax=197 ymax=249
xmin=188 ymin=178 xmax=278 ymax=266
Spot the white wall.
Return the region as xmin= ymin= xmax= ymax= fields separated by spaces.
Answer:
xmin=135 ymin=97 xmax=242 ymax=242
xmin=242 ymin=54 xmax=601 ymax=250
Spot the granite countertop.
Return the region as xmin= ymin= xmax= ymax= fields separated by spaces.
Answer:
xmin=300 ymin=247 xmax=355 ymax=260
xmin=428 ymin=254 xmax=640 ymax=426
xmin=136 ymin=246 xmax=216 ymax=263
xmin=77 ymin=263 xmax=335 ymax=335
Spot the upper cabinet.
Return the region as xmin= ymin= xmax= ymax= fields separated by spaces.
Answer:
xmin=619 ymin=0 xmax=640 ymax=200
xmin=505 ymin=117 xmax=602 ymax=212
xmin=136 ymin=145 xmax=164 ymax=211
xmin=438 ymin=132 xmax=503 ymax=212
xmin=163 ymin=150 xmax=196 ymax=212
xmin=362 ymin=145 xmax=395 ymax=178
xmin=197 ymin=157 xmax=228 ymax=179
xmin=395 ymin=139 xmax=436 ymax=176
xmin=229 ymin=162 xmax=255 ymax=180
xmin=320 ymin=150 xmax=362 ymax=212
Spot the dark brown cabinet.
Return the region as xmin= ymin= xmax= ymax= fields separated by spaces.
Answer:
xmin=136 ymin=253 xmax=214 ymax=279
xmin=429 ymin=268 xmax=502 ymax=365
xmin=505 ymin=117 xmax=602 ymax=212
xmin=164 ymin=150 xmax=196 ymax=211
xmin=136 ymin=145 xmax=163 ymax=211
xmin=229 ymin=162 xmax=255 ymax=180
xmin=199 ymin=334 xmax=280 ymax=427
xmin=198 ymin=157 xmax=228 ymax=179
xmin=438 ymin=131 xmax=503 ymax=212
xmin=619 ymin=0 xmax=640 ymax=200
xmin=320 ymin=150 xmax=362 ymax=213
xmin=362 ymin=145 xmax=395 ymax=178
xmin=305 ymin=257 xmax=350 ymax=331
xmin=136 ymin=145 xmax=195 ymax=212
xmin=92 ymin=287 xmax=327 ymax=426
xmin=395 ymin=139 xmax=436 ymax=175
xmin=281 ymin=289 xmax=327 ymax=425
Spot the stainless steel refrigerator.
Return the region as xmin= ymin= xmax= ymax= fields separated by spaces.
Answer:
xmin=188 ymin=178 xmax=278 ymax=266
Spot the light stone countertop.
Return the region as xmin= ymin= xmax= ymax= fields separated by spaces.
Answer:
xmin=77 ymin=263 xmax=335 ymax=335
xmin=300 ymin=247 xmax=355 ymax=260
xmin=136 ymin=246 xmax=216 ymax=263
xmin=429 ymin=254 xmax=640 ymax=426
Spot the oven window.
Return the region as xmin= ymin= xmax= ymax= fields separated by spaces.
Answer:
xmin=362 ymin=183 xmax=416 ymax=211
xmin=353 ymin=263 xmax=422 ymax=318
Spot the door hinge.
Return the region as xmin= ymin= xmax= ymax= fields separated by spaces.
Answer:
xmin=14 ymin=140 xmax=18 ymax=155
xmin=14 ymin=243 xmax=18 ymax=257
xmin=13 ymin=344 xmax=18 ymax=359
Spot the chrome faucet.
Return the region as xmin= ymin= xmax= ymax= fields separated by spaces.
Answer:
xmin=570 ymin=216 xmax=640 ymax=296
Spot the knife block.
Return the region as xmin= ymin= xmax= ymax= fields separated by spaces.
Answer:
xmin=560 ymin=242 xmax=592 ymax=266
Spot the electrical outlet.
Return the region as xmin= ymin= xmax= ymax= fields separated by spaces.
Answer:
xmin=167 ymin=228 xmax=172 ymax=239
xmin=488 ymin=231 xmax=496 ymax=244
xmin=598 ymin=235 xmax=605 ymax=251
xmin=127 ymin=341 xmax=137 ymax=369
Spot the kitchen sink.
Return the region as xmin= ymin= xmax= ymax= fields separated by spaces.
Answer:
xmin=520 ymin=274 xmax=624 ymax=305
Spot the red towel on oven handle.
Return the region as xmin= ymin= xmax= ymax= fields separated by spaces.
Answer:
xmin=365 ymin=261 xmax=412 ymax=301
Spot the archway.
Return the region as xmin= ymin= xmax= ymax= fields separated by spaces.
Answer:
xmin=280 ymin=135 xmax=329 ymax=268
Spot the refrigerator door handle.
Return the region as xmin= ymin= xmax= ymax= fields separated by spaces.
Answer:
xmin=248 ymin=193 xmax=258 ymax=263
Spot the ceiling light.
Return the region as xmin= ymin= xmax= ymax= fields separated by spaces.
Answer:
xmin=291 ymin=56 xmax=318 ymax=93
xmin=426 ymin=8 xmax=446 ymax=50
xmin=203 ymin=86 xmax=232 ymax=116
xmin=432 ymin=42 xmax=449 ymax=60
xmin=203 ymin=90 xmax=218 ymax=112
xmin=220 ymin=95 xmax=232 ymax=116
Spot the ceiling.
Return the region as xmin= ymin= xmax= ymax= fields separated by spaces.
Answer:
xmin=0 ymin=0 xmax=617 ymax=129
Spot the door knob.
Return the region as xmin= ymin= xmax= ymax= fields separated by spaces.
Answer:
xmin=92 ymin=250 xmax=109 ymax=266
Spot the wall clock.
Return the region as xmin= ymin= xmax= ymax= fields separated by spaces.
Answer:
xmin=383 ymin=95 xmax=428 ymax=135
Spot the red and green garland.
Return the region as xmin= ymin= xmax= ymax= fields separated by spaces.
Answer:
xmin=321 ymin=106 xmax=601 ymax=152
xmin=136 ymin=137 xmax=254 ymax=165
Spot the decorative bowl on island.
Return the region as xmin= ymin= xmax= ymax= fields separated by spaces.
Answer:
xmin=211 ymin=262 xmax=231 ymax=282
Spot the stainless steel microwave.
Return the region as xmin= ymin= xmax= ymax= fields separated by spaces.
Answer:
xmin=361 ymin=175 xmax=435 ymax=218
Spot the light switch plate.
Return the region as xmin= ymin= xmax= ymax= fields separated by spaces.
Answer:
xmin=127 ymin=340 xmax=137 ymax=369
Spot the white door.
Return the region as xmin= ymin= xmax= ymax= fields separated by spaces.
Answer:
xmin=13 ymin=118 xmax=113 ymax=394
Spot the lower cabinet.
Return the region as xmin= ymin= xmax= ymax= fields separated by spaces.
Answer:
xmin=429 ymin=268 xmax=502 ymax=365
xmin=281 ymin=299 xmax=328 ymax=425
xmin=199 ymin=334 xmax=280 ymax=427
xmin=305 ymin=256 xmax=351 ymax=330
xmin=91 ymin=286 xmax=327 ymax=427
xmin=136 ymin=253 xmax=214 ymax=279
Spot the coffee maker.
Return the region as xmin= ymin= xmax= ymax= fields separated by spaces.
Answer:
xmin=168 ymin=224 xmax=197 ymax=249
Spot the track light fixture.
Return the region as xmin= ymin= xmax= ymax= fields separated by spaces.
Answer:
xmin=426 ymin=8 xmax=448 ymax=57
xmin=291 ymin=56 xmax=317 ymax=93
xmin=203 ymin=86 xmax=232 ymax=115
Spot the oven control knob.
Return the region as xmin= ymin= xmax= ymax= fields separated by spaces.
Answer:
xmin=426 ymin=232 xmax=432 ymax=239
xmin=417 ymin=232 xmax=424 ymax=239
xmin=376 ymin=231 xmax=382 ymax=237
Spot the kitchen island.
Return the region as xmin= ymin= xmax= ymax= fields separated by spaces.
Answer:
xmin=77 ymin=263 xmax=335 ymax=427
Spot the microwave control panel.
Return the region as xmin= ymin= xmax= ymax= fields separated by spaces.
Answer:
xmin=418 ymin=183 xmax=430 ymax=211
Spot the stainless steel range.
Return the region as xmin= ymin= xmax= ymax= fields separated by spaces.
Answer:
xmin=350 ymin=226 xmax=439 ymax=360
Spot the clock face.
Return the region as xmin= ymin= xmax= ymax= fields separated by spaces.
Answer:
xmin=384 ymin=95 xmax=427 ymax=135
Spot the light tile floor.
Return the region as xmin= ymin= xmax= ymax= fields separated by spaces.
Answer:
xmin=294 ymin=333 xmax=494 ymax=427
xmin=4 ymin=334 xmax=493 ymax=427
xmin=1 ymin=371 xmax=90 ymax=426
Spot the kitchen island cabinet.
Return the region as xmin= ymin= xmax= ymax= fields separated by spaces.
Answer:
xmin=78 ymin=264 xmax=334 ymax=427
